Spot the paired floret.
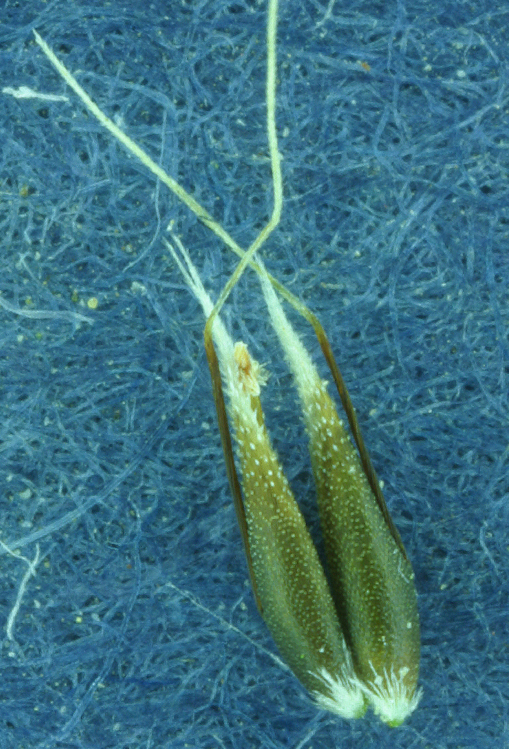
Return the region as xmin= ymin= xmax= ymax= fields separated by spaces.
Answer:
xmin=169 ymin=238 xmax=421 ymax=725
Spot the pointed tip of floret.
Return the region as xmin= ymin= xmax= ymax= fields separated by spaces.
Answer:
xmin=360 ymin=664 xmax=422 ymax=726
xmin=311 ymin=667 xmax=367 ymax=720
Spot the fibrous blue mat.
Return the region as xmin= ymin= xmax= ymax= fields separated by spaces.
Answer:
xmin=1 ymin=1 xmax=508 ymax=747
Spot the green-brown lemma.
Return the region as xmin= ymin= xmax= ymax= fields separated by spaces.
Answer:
xmin=257 ymin=264 xmax=421 ymax=725
xmin=168 ymin=237 xmax=366 ymax=719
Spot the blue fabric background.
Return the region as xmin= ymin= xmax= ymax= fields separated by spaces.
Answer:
xmin=1 ymin=1 xmax=508 ymax=747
